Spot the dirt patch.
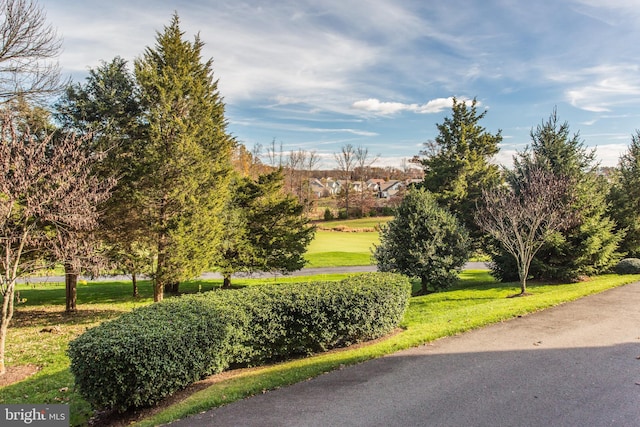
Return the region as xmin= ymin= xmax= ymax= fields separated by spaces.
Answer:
xmin=0 ymin=364 xmax=40 ymax=387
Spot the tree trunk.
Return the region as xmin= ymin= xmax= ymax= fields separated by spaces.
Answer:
xmin=420 ymin=276 xmax=429 ymax=294
xmin=222 ymin=274 xmax=231 ymax=289
xmin=65 ymin=263 xmax=78 ymax=313
xmin=518 ymin=262 xmax=529 ymax=295
xmin=132 ymin=272 xmax=138 ymax=297
xmin=164 ymin=281 xmax=179 ymax=294
xmin=155 ymin=234 xmax=167 ymax=302
xmin=0 ymin=280 xmax=16 ymax=375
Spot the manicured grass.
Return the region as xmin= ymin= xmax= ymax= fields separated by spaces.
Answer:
xmin=2 ymin=271 xmax=639 ymax=426
xmin=305 ymin=230 xmax=379 ymax=267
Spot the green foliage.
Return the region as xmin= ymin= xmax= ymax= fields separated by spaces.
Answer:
xmin=373 ymin=187 xmax=470 ymax=293
xmin=324 ymin=207 xmax=334 ymax=221
xmin=492 ymin=110 xmax=623 ymax=282
xmin=67 ymin=273 xmax=410 ymax=411
xmin=67 ymin=296 xmax=240 ymax=411
xmin=609 ymin=131 xmax=640 ymax=257
xmin=55 ymin=57 xmax=152 ymax=278
xmin=133 ymin=14 xmax=234 ymax=296
xmin=614 ymin=258 xmax=640 ymax=274
xmin=215 ymin=170 xmax=315 ymax=285
xmin=416 ymin=97 xmax=502 ymax=241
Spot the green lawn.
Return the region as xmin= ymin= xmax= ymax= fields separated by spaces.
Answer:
xmin=2 ymin=271 xmax=639 ymax=426
xmin=305 ymin=230 xmax=380 ymax=267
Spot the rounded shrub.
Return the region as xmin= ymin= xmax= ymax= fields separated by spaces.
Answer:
xmin=68 ymin=272 xmax=411 ymax=411
xmin=67 ymin=295 xmax=247 ymax=411
xmin=614 ymin=258 xmax=640 ymax=274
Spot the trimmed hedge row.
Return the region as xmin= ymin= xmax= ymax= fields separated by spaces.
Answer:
xmin=68 ymin=273 xmax=411 ymax=411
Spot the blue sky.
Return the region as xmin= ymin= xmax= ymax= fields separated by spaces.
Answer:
xmin=40 ymin=0 xmax=640 ymax=168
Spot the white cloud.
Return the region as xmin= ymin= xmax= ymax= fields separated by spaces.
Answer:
xmin=351 ymin=97 xmax=477 ymax=116
xmin=564 ymin=64 xmax=640 ymax=112
xmin=351 ymin=98 xmax=415 ymax=115
xmin=595 ymin=143 xmax=629 ymax=167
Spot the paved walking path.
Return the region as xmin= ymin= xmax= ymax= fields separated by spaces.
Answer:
xmin=169 ymin=280 xmax=640 ymax=427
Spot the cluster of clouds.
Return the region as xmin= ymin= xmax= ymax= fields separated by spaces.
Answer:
xmin=39 ymin=0 xmax=640 ymax=167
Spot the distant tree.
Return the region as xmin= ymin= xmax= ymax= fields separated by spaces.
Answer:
xmin=373 ymin=187 xmax=470 ymax=294
xmin=493 ymin=109 xmax=623 ymax=281
xmin=134 ymin=14 xmax=234 ymax=301
xmin=0 ymin=107 xmax=113 ymax=374
xmin=609 ymin=131 xmax=640 ymax=257
xmin=476 ymin=167 xmax=575 ymax=295
xmin=334 ymin=144 xmax=357 ymax=217
xmin=415 ymin=97 xmax=502 ymax=242
xmin=354 ymin=146 xmax=379 ymax=217
xmin=0 ymin=0 xmax=64 ymax=103
xmin=215 ymin=170 xmax=315 ymax=287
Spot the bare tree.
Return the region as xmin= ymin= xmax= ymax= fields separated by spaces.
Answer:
xmin=354 ymin=146 xmax=379 ymax=217
xmin=334 ymin=144 xmax=357 ymax=217
xmin=303 ymin=150 xmax=320 ymax=212
xmin=0 ymin=108 xmax=113 ymax=374
xmin=0 ymin=0 xmax=64 ymax=103
xmin=475 ymin=167 xmax=575 ymax=296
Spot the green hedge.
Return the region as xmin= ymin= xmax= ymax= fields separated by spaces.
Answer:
xmin=614 ymin=258 xmax=640 ymax=274
xmin=68 ymin=273 xmax=411 ymax=411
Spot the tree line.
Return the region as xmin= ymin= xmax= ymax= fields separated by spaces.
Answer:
xmin=376 ymin=97 xmax=637 ymax=297
xmin=0 ymin=3 xmax=313 ymax=375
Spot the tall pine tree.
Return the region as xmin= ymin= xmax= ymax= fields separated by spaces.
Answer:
xmin=55 ymin=57 xmax=150 ymax=295
xmin=416 ymin=97 xmax=502 ymax=243
xmin=609 ymin=131 xmax=640 ymax=257
xmin=135 ymin=14 xmax=234 ymax=301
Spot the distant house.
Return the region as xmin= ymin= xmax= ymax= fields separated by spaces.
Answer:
xmin=324 ymin=178 xmax=341 ymax=195
xmin=379 ymin=180 xmax=405 ymax=198
xmin=367 ymin=178 xmax=385 ymax=193
xmin=309 ymin=178 xmax=326 ymax=198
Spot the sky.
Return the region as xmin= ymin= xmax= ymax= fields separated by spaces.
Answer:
xmin=38 ymin=0 xmax=640 ymax=168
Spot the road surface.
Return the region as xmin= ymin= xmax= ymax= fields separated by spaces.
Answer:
xmin=22 ymin=262 xmax=490 ymax=283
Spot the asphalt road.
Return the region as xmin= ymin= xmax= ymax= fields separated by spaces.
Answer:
xmin=169 ymin=280 xmax=640 ymax=427
xmin=20 ymin=262 xmax=489 ymax=283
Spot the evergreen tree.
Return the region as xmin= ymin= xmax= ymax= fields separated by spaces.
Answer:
xmin=134 ymin=14 xmax=234 ymax=301
xmin=416 ymin=97 xmax=502 ymax=242
xmin=493 ymin=110 xmax=622 ymax=282
xmin=609 ymin=131 xmax=640 ymax=257
xmin=55 ymin=57 xmax=150 ymax=293
xmin=215 ymin=170 xmax=315 ymax=288
xmin=373 ymin=187 xmax=470 ymax=294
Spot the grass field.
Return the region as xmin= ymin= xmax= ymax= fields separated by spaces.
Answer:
xmin=2 ymin=271 xmax=639 ymax=426
xmin=305 ymin=217 xmax=391 ymax=267
xmin=305 ymin=230 xmax=379 ymax=267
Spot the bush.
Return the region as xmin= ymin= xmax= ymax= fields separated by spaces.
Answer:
xmin=323 ymin=207 xmax=334 ymax=221
xmin=614 ymin=258 xmax=640 ymax=274
xmin=68 ymin=273 xmax=411 ymax=411
xmin=67 ymin=296 xmax=245 ymax=411
xmin=374 ymin=187 xmax=470 ymax=294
